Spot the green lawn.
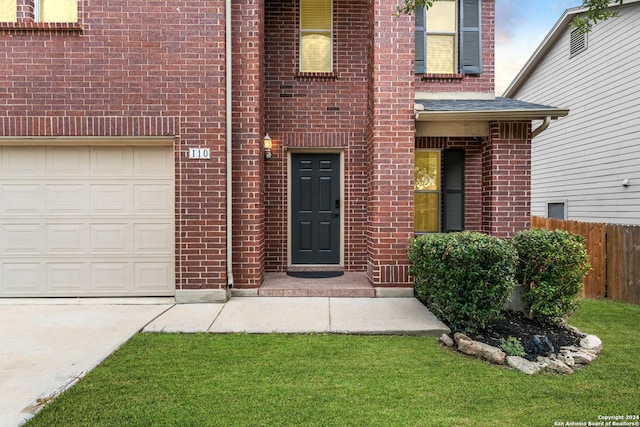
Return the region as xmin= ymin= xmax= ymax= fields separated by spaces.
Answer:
xmin=27 ymin=299 xmax=639 ymax=427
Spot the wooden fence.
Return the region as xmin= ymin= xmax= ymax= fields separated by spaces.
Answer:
xmin=531 ymin=217 xmax=640 ymax=305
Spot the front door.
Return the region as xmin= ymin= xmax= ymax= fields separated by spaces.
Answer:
xmin=291 ymin=153 xmax=341 ymax=264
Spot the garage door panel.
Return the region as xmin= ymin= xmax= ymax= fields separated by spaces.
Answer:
xmin=46 ymin=224 xmax=86 ymax=252
xmin=90 ymin=262 xmax=131 ymax=292
xmin=91 ymin=146 xmax=133 ymax=175
xmin=134 ymin=223 xmax=173 ymax=252
xmin=1 ymin=147 xmax=45 ymax=176
xmin=90 ymin=185 xmax=131 ymax=214
xmin=2 ymin=263 xmax=42 ymax=293
xmin=1 ymin=184 xmax=41 ymax=214
xmin=134 ymin=262 xmax=173 ymax=291
xmin=2 ymin=224 xmax=41 ymax=253
xmin=134 ymin=185 xmax=172 ymax=213
xmin=134 ymin=147 xmax=172 ymax=175
xmin=46 ymin=263 xmax=85 ymax=292
xmin=46 ymin=184 xmax=87 ymax=214
xmin=46 ymin=146 xmax=89 ymax=175
xmin=0 ymin=144 xmax=175 ymax=297
xmin=90 ymin=224 xmax=132 ymax=253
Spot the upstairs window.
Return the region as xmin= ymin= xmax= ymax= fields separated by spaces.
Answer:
xmin=36 ymin=0 xmax=77 ymax=22
xmin=300 ymin=0 xmax=332 ymax=73
xmin=0 ymin=0 xmax=17 ymax=22
xmin=415 ymin=0 xmax=482 ymax=75
xmin=1 ymin=0 xmax=78 ymax=24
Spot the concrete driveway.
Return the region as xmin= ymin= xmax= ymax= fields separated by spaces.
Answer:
xmin=0 ymin=299 xmax=173 ymax=426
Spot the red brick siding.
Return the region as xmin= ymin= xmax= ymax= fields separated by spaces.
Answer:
xmin=262 ymin=0 xmax=370 ymax=274
xmin=367 ymin=0 xmax=415 ymax=287
xmin=231 ymin=0 xmax=265 ymax=288
xmin=0 ymin=1 xmax=228 ymax=290
xmin=414 ymin=0 xmax=495 ymax=94
xmin=482 ymin=122 xmax=531 ymax=238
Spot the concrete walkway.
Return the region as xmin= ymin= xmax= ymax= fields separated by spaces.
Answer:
xmin=144 ymin=297 xmax=449 ymax=335
xmin=0 ymin=297 xmax=448 ymax=426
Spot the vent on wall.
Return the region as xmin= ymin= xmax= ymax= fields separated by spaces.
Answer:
xmin=570 ymin=28 xmax=588 ymax=57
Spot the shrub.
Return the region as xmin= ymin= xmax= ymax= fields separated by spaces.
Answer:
xmin=499 ymin=336 xmax=526 ymax=357
xmin=512 ymin=228 xmax=591 ymax=323
xmin=407 ymin=232 xmax=517 ymax=333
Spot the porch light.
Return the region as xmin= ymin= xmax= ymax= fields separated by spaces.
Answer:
xmin=263 ymin=134 xmax=272 ymax=160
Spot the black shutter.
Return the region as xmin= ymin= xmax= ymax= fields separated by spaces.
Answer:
xmin=460 ymin=0 xmax=482 ymax=74
xmin=444 ymin=149 xmax=465 ymax=232
xmin=415 ymin=6 xmax=426 ymax=74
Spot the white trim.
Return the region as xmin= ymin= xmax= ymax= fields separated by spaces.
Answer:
xmin=547 ymin=200 xmax=568 ymax=220
xmin=416 ymin=92 xmax=495 ymax=101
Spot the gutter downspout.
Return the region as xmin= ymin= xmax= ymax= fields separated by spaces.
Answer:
xmin=225 ymin=0 xmax=234 ymax=293
xmin=531 ymin=116 xmax=551 ymax=139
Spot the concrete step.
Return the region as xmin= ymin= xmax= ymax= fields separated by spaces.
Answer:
xmin=258 ymin=272 xmax=376 ymax=298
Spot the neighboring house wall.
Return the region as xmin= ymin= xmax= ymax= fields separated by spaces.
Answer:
xmin=509 ymin=3 xmax=640 ymax=225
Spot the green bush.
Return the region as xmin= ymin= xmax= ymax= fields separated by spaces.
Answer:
xmin=407 ymin=232 xmax=517 ymax=333
xmin=512 ymin=228 xmax=591 ymax=323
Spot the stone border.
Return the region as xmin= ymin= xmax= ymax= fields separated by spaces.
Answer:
xmin=439 ymin=328 xmax=603 ymax=375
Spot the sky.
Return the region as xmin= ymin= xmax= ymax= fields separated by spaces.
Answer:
xmin=495 ymin=0 xmax=584 ymax=95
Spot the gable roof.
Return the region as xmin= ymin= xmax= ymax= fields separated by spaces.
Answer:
xmin=414 ymin=97 xmax=568 ymax=121
xmin=503 ymin=0 xmax=640 ymax=98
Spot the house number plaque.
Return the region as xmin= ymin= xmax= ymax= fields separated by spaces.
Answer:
xmin=188 ymin=148 xmax=211 ymax=159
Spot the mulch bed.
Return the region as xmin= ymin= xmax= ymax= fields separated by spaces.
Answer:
xmin=462 ymin=311 xmax=583 ymax=361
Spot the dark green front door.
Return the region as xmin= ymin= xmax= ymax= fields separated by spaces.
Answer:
xmin=291 ymin=153 xmax=340 ymax=264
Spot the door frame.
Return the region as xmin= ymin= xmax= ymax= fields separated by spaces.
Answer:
xmin=287 ymin=148 xmax=344 ymax=268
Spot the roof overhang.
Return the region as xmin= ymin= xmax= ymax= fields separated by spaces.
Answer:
xmin=415 ymin=108 xmax=569 ymax=122
xmin=414 ymin=97 xmax=569 ymax=122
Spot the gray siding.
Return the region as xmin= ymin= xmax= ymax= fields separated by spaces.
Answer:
xmin=512 ymin=4 xmax=640 ymax=225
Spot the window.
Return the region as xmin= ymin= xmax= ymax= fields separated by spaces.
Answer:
xmin=415 ymin=0 xmax=482 ymax=75
xmin=415 ymin=150 xmax=441 ymax=232
xmin=548 ymin=202 xmax=566 ymax=220
xmin=36 ymin=0 xmax=77 ymax=22
xmin=0 ymin=0 xmax=17 ymax=22
xmin=300 ymin=0 xmax=332 ymax=73
xmin=414 ymin=149 xmax=465 ymax=233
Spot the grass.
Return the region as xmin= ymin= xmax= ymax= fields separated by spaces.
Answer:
xmin=26 ymin=299 xmax=639 ymax=427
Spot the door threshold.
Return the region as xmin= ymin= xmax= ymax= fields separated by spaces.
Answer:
xmin=287 ymin=266 xmax=344 ymax=273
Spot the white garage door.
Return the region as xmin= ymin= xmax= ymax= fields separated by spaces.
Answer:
xmin=0 ymin=143 xmax=175 ymax=297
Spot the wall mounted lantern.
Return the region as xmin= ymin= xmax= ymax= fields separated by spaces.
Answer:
xmin=263 ymin=134 xmax=272 ymax=160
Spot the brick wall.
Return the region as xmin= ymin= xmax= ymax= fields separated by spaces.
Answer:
xmin=231 ymin=0 xmax=265 ymax=288
xmin=0 ymin=0 xmax=229 ymax=290
xmin=482 ymin=121 xmax=531 ymax=238
xmin=414 ymin=0 xmax=495 ymax=94
xmin=367 ymin=0 xmax=415 ymax=287
xmin=262 ymin=0 xmax=370 ymax=274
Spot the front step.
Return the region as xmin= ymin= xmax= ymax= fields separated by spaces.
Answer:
xmin=259 ymin=272 xmax=375 ymax=297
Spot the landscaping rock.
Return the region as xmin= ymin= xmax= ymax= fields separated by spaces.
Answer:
xmin=453 ymin=332 xmax=471 ymax=345
xmin=557 ymin=352 xmax=575 ymax=367
xmin=507 ymin=356 xmax=543 ymax=375
xmin=439 ymin=333 xmax=454 ymax=347
xmin=457 ymin=338 xmax=506 ymax=365
xmin=538 ymin=356 xmax=573 ymax=374
xmin=580 ymin=334 xmax=603 ymax=354
xmin=561 ymin=346 xmax=597 ymax=365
